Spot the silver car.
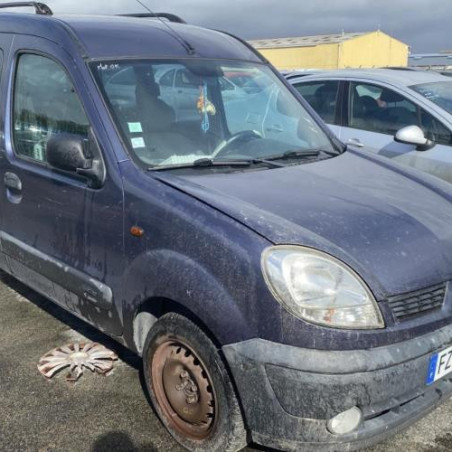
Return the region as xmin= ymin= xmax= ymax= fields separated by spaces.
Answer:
xmin=289 ymin=69 xmax=452 ymax=183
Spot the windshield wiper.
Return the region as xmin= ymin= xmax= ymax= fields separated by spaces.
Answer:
xmin=264 ymin=147 xmax=341 ymax=162
xmin=148 ymin=157 xmax=254 ymax=171
xmin=261 ymin=149 xmax=321 ymax=162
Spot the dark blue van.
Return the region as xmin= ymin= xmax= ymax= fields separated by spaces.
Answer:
xmin=3 ymin=3 xmax=452 ymax=451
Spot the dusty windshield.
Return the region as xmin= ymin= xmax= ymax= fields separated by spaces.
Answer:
xmin=92 ymin=59 xmax=336 ymax=169
xmin=411 ymin=81 xmax=452 ymax=115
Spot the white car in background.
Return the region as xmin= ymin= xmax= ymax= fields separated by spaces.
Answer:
xmin=289 ymin=69 xmax=452 ymax=183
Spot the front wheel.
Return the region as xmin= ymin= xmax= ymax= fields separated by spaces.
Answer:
xmin=143 ymin=313 xmax=247 ymax=452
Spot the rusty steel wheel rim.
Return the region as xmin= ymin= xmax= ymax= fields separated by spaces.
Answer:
xmin=151 ymin=337 xmax=217 ymax=440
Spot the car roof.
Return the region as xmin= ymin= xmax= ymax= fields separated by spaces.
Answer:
xmin=291 ymin=68 xmax=451 ymax=87
xmin=0 ymin=13 xmax=262 ymax=62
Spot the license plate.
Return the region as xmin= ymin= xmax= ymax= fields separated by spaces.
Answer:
xmin=426 ymin=345 xmax=452 ymax=385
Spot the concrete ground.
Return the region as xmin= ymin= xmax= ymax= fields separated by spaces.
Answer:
xmin=1 ymin=271 xmax=452 ymax=452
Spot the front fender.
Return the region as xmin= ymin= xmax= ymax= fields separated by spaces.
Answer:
xmin=121 ymin=249 xmax=257 ymax=351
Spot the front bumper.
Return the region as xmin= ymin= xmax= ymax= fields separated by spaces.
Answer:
xmin=222 ymin=323 xmax=452 ymax=451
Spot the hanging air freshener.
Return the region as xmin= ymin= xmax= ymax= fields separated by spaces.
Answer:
xmin=197 ymin=82 xmax=216 ymax=133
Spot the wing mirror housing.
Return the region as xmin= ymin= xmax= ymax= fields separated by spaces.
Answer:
xmin=46 ymin=130 xmax=105 ymax=188
xmin=394 ymin=125 xmax=435 ymax=152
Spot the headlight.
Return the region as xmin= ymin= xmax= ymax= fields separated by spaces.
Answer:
xmin=262 ymin=246 xmax=384 ymax=329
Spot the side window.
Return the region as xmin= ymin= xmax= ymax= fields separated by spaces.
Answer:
xmin=420 ymin=109 xmax=452 ymax=146
xmin=13 ymin=54 xmax=89 ymax=162
xmin=349 ymin=82 xmax=418 ymax=135
xmin=175 ymin=69 xmax=198 ymax=88
xmin=159 ymin=69 xmax=175 ymax=87
xmin=104 ymin=67 xmax=136 ymax=108
xmin=294 ymin=81 xmax=339 ymax=124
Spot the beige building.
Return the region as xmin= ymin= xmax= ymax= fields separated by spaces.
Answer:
xmin=248 ymin=31 xmax=409 ymax=71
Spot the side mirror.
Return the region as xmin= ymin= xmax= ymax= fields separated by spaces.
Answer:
xmin=394 ymin=125 xmax=435 ymax=152
xmin=47 ymin=132 xmax=105 ymax=188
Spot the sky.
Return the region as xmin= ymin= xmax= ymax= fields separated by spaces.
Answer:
xmin=7 ymin=0 xmax=452 ymax=54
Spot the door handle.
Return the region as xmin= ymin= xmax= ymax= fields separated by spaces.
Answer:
xmin=4 ymin=172 xmax=22 ymax=191
xmin=347 ymin=138 xmax=364 ymax=148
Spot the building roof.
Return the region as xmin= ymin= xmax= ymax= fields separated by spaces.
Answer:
xmin=410 ymin=54 xmax=452 ymax=68
xmin=0 ymin=13 xmax=262 ymax=62
xmin=248 ymin=32 xmax=369 ymax=49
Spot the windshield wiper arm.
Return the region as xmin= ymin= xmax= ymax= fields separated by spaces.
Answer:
xmin=251 ymin=158 xmax=286 ymax=168
xmin=149 ymin=156 xmax=293 ymax=171
xmin=148 ymin=158 xmax=253 ymax=171
xmin=261 ymin=149 xmax=321 ymax=162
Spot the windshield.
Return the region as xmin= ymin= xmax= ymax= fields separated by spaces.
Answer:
xmin=91 ymin=59 xmax=336 ymax=169
xmin=411 ymin=81 xmax=452 ymax=115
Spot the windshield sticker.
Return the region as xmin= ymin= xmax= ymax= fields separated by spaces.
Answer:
xmin=197 ymin=82 xmax=216 ymax=133
xmin=131 ymin=137 xmax=146 ymax=149
xmin=97 ymin=63 xmax=120 ymax=71
xmin=128 ymin=122 xmax=143 ymax=133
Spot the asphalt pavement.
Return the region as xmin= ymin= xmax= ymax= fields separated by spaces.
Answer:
xmin=1 ymin=271 xmax=451 ymax=452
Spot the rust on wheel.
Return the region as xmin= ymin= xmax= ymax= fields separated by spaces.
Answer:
xmin=151 ymin=338 xmax=217 ymax=440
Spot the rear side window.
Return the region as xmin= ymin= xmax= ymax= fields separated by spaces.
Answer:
xmin=13 ymin=54 xmax=90 ymax=162
xmin=159 ymin=69 xmax=175 ymax=87
xmin=293 ymin=81 xmax=339 ymax=124
xmin=175 ymin=69 xmax=198 ymax=88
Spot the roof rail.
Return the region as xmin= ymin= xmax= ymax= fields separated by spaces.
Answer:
xmin=120 ymin=12 xmax=186 ymax=24
xmin=0 ymin=2 xmax=53 ymax=15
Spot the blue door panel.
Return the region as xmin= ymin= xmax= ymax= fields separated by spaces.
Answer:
xmin=0 ymin=35 xmax=125 ymax=335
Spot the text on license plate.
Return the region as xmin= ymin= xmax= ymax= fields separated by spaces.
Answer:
xmin=426 ymin=345 xmax=452 ymax=385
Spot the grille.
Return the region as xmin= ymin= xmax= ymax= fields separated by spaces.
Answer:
xmin=387 ymin=283 xmax=447 ymax=321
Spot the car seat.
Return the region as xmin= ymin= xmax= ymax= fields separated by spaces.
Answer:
xmin=135 ymin=68 xmax=176 ymax=132
xmin=130 ymin=67 xmax=200 ymax=162
xmin=312 ymin=84 xmax=337 ymax=122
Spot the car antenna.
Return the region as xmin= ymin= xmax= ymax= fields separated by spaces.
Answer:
xmin=134 ymin=0 xmax=196 ymax=55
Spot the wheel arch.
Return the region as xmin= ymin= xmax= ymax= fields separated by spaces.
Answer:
xmin=121 ymin=249 xmax=254 ymax=355
xmin=132 ymin=297 xmax=224 ymax=356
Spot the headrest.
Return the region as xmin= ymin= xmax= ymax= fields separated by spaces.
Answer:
xmin=315 ymin=84 xmax=337 ymax=97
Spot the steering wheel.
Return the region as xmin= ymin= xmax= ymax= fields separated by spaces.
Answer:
xmin=212 ymin=130 xmax=262 ymax=158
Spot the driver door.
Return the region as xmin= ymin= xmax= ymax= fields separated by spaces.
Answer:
xmin=342 ymin=81 xmax=452 ymax=183
xmin=0 ymin=36 xmax=125 ymax=334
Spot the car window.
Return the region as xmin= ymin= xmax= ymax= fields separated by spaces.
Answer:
xmin=108 ymin=67 xmax=135 ymax=86
xmin=420 ymin=109 xmax=452 ymax=146
xmin=349 ymin=81 xmax=452 ymax=146
xmin=412 ymin=81 xmax=452 ymax=115
xmin=160 ymin=69 xmax=175 ymax=87
xmin=175 ymin=69 xmax=198 ymax=88
xmin=219 ymin=77 xmax=235 ymax=91
xmin=293 ymin=81 xmax=339 ymax=124
xmin=349 ymin=82 xmax=418 ymax=135
xmin=13 ymin=54 xmax=89 ymax=162
xmin=92 ymin=59 xmax=335 ymax=169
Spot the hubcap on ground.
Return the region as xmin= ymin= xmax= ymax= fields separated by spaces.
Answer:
xmin=151 ymin=339 xmax=216 ymax=440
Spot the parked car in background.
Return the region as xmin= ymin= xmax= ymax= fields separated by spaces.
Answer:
xmin=289 ymin=69 xmax=452 ymax=183
xmin=105 ymin=65 xmax=247 ymax=121
xmin=284 ymin=69 xmax=324 ymax=81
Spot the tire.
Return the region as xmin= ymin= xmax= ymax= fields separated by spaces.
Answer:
xmin=143 ymin=313 xmax=248 ymax=452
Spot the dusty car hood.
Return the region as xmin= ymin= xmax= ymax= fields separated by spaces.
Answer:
xmin=156 ymin=150 xmax=452 ymax=300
